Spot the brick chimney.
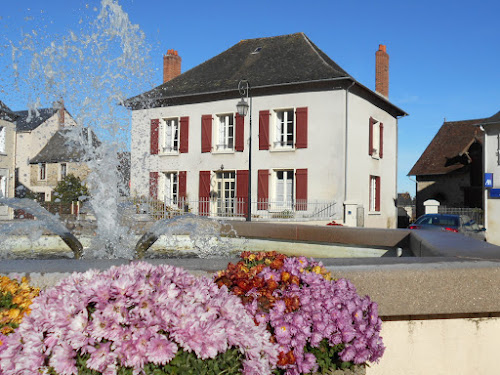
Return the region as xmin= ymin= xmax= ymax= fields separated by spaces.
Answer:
xmin=55 ymin=99 xmax=65 ymax=127
xmin=163 ymin=50 xmax=181 ymax=83
xmin=375 ymin=44 xmax=389 ymax=97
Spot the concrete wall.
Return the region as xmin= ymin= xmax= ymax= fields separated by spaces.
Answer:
xmin=369 ymin=317 xmax=500 ymax=375
xmin=131 ymin=89 xmax=399 ymax=228
xmin=484 ymin=124 xmax=500 ymax=245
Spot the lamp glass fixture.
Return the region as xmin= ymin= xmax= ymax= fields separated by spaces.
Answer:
xmin=236 ymin=98 xmax=249 ymax=117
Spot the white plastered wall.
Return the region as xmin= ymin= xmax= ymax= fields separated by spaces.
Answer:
xmin=484 ymin=124 xmax=500 ymax=245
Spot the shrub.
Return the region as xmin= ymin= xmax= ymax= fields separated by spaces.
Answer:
xmin=215 ymin=252 xmax=385 ymax=374
xmin=0 ymin=262 xmax=278 ymax=375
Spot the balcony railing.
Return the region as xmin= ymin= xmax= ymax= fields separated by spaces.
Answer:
xmin=130 ymin=197 xmax=339 ymax=221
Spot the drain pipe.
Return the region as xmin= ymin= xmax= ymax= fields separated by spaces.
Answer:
xmin=343 ymin=80 xmax=356 ymax=219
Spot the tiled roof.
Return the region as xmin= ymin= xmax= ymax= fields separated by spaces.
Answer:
xmin=408 ymin=118 xmax=485 ymax=176
xmin=480 ymin=110 xmax=500 ymax=126
xmin=15 ymin=108 xmax=58 ymax=132
xmin=125 ymin=33 xmax=352 ymax=109
xmin=0 ymin=100 xmax=18 ymax=122
xmin=29 ymin=128 xmax=100 ymax=164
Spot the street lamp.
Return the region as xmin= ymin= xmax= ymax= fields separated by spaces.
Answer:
xmin=237 ymin=80 xmax=252 ymax=221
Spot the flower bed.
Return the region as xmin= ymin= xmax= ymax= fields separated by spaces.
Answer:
xmin=215 ymin=252 xmax=384 ymax=375
xmin=0 ymin=275 xmax=40 ymax=343
xmin=0 ymin=262 xmax=277 ymax=375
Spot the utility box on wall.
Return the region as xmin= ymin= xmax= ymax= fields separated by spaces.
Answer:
xmin=344 ymin=202 xmax=363 ymax=227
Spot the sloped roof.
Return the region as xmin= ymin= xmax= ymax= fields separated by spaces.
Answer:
xmin=0 ymin=100 xmax=18 ymax=122
xmin=480 ymin=110 xmax=500 ymax=126
xmin=15 ymin=108 xmax=58 ymax=132
xmin=29 ymin=128 xmax=100 ymax=164
xmin=125 ymin=33 xmax=354 ymax=109
xmin=408 ymin=118 xmax=485 ymax=176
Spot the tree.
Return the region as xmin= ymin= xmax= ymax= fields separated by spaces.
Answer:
xmin=52 ymin=174 xmax=89 ymax=203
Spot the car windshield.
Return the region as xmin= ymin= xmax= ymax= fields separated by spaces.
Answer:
xmin=415 ymin=216 xmax=459 ymax=227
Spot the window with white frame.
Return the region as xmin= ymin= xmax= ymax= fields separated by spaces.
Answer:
xmin=162 ymin=172 xmax=178 ymax=206
xmin=215 ymin=114 xmax=234 ymax=151
xmin=0 ymin=127 xmax=5 ymax=153
xmin=216 ymin=171 xmax=235 ymax=215
xmin=370 ymin=118 xmax=381 ymax=158
xmin=39 ymin=163 xmax=46 ymax=181
xmin=60 ymin=163 xmax=67 ymax=180
xmin=0 ymin=175 xmax=6 ymax=198
xmin=275 ymin=170 xmax=294 ymax=208
xmin=369 ymin=175 xmax=380 ymax=212
xmin=161 ymin=118 xmax=179 ymax=153
xmin=274 ymin=109 xmax=294 ymax=148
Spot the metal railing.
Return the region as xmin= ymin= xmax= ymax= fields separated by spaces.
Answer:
xmin=129 ymin=197 xmax=339 ymax=221
xmin=438 ymin=206 xmax=484 ymax=226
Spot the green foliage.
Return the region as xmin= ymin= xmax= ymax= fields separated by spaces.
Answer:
xmin=304 ymin=340 xmax=354 ymax=373
xmin=47 ymin=347 xmax=244 ymax=375
xmin=51 ymin=174 xmax=89 ymax=203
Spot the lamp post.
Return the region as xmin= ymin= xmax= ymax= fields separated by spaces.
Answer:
xmin=236 ymin=80 xmax=252 ymax=221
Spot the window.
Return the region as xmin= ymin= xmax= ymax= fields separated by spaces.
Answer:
xmin=215 ymin=114 xmax=234 ymax=151
xmin=274 ymin=109 xmax=294 ymax=148
xmin=161 ymin=118 xmax=179 ymax=153
xmin=369 ymin=117 xmax=384 ymax=158
xmin=369 ymin=175 xmax=381 ymax=212
xmin=60 ymin=163 xmax=67 ymax=179
xmin=216 ymin=171 xmax=235 ymax=215
xmin=0 ymin=175 xmax=6 ymax=198
xmin=0 ymin=127 xmax=5 ymax=153
xmin=275 ymin=170 xmax=294 ymax=208
xmin=162 ymin=172 xmax=178 ymax=206
xmin=39 ymin=163 xmax=46 ymax=181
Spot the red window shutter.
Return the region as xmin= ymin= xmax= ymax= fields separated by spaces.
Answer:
xmin=379 ymin=122 xmax=384 ymax=158
xmin=235 ymin=113 xmax=245 ymax=152
xmin=198 ymin=171 xmax=211 ymax=216
xmin=150 ymin=119 xmax=159 ymax=155
xmin=149 ymin=171 xmax=158 ymax=199
xmin=295 ymin=107 xmax=308 ymax=149
xmin=236 ymin=170 xmax=249 ymax=217
xmin=375 ymin=176 xmax=381 ymax=211
xmin=257 ymin=169 xmax=269 ymax=210
xmin=368 ymin=117 xmax=374 ymax=156
xmin=201 ymin=115 xmax=212 ymax=153
xmin=259 ymin=110 xmax=270 ymax=150
xmin=178 ymin=171 xmax=187 ymax=199
xmin=295 ymin=169 xmax=308 ymax=211
xmin=180 ymin=117 xmax=189 ymax=153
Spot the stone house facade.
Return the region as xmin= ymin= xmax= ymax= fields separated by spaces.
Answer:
xmin=0 ymin=100 xmax=18 ymax=219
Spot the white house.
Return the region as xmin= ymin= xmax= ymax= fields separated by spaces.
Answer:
xmin=126 ymin=33 xmax=407 ymax=228
xmin=481 ymin=111 xmax=500 ymax=244
xmin=0 ymin=100 xmax=18 ymax=219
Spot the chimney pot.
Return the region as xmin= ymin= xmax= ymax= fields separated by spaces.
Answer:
xmin=375 ymin=44 xmax=389 ymax=97
xmin=163 ymin=49 xmax=182 ymax=83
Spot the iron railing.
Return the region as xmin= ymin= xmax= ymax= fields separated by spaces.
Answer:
xmin=129 ymin=197 xmax=339 ymax=221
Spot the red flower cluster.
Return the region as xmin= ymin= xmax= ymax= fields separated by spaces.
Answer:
xmin=215 ymin=251 xmax=303 ymax=314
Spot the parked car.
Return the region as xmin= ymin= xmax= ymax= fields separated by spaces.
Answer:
xmin=408 ymin=214 xmax=486 ymax=241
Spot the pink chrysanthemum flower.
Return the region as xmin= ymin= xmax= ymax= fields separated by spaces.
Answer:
xmin=0 ymin=262 xmax=278 ymax=375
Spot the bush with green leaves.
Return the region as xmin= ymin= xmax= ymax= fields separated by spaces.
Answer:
xmin=52 ymin=174 xmax=89 ymax=203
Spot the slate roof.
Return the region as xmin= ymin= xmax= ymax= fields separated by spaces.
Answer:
xmin=29 ymin=128 xmax=100 ymax=164
xmin=408 ymin=118 xmax=485 ymax=176
xmin=0 ymin=100 xmax=18 ymax=122
xmin=15 ymin=108 xmax=58 ymax=132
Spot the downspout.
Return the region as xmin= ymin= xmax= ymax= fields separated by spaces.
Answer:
xmin=344 ymin=80 xmax=356 ymax=207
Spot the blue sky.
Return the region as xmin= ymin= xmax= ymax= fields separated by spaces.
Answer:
xmin=2 ymin=0 xmax=500 ymax=196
